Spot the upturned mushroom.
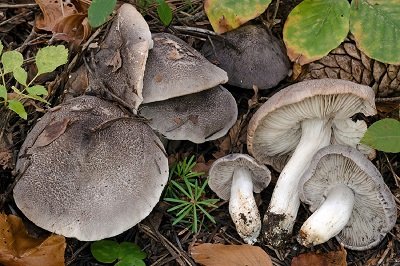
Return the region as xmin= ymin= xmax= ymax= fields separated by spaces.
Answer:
xmin=139 ymin=86 xmax=237 ymax=143
xmin=208 ymin=154 xmax=271 ymax=244
xmin=142 ymin=33 xmax=228 ymax=103
xmin=298 ymin=145 xmax=397 ymax=250
xmin=202 ymin=24 xmax=291 ymax=90
xmin=247 ymin=78 xmax=376 ymax=247
xmin=14 ymin=96 xmax=169 ymax=241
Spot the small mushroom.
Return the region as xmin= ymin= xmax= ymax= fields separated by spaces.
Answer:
xmin=202 ymin=24 xmax=291 ymax=90
xmin=247 ymin=78 xmax=376 ymax=247
xmin=139 ymin=86 xmax=237 ymax=143
xmin=142 ymin=33 xmax=228 ymax=103
xmin=298 ymin=145 xmax=397 ymax=250
xmin=208 ymin=154 xmax=271 ymax=244
xmin=87 ymin=4 xmax=153 ymax=113
xmin=14 ymin=96 xmax=168 ymax=241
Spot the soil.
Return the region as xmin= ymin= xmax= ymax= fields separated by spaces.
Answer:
xmin=0 ymin=0 xmax=399 ymax=265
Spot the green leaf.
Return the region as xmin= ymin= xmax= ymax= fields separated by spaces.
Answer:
xmin=36 ymin=45 xmax=68 ymax=75
xmin=26 ymin=85 xmax=48 ymax=96
xmin=283 ymin=0 xmax=350 ymax=65
xmin=90 ymin=240 xmax=119 ymax=263
xmin=7 ymin=99 xmax=27 ymax=119
xmin=13 ymin=66 xmax=27 ymax=86
xmin=156 ymin=0 xmax=173 ymax=26
xmin=1 ymin=51 xmax=23 ymax=74
xmin=88 ymin=0 xmax=117 ymax=28
xmin=118 ymin=242 xmax=146 ymax=260
xmin=204 ymin=0 xmax=272 ymax=34
xmin=0 ymin=41 xmax=3 ymax=55
xmin=116 ymin=257 xmax=146 ymax=266
xmin=350 ymin=0 xmax=400 ymax=64
xmin=0 ymin=85 xmax=7 ymax=102
xmin=361 ymin=118 xmax=400 ymax=153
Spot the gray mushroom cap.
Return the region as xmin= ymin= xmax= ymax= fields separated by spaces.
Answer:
xmin=208 ymin=154 xmax=271 ymax=200
xmin=298 ymin=145 xmax=397 ymax=250
xmin=142 ymin=33 xmax=228 ymax=103
xmin=14 ymin=95 xmax=168 ymax=241
xmin=202 ymin=24 xmax=291 ymax=90
xmin=87 ymin=4 xmax=153 ymax=113
xmin=247 ymin=78 xmax=376 ymax=171
xmin=139 ymin=86 xmax=237 ymax=143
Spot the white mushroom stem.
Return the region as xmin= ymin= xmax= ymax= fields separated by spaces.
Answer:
xmin=264 ymin=118 xmax=332 ymax=247
xmin=229 ymin=167 xmax=261 ymax=245
xmin=298 ymin=184 xmax=355 ymax=247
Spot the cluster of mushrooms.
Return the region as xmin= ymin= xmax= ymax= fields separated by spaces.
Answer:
xmin=12 ymin=2 xmax=396 ymax=254
xmin=209 ymin=78 xmax=397 ymax=251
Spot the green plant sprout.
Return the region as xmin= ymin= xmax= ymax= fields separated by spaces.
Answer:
xmin=164 ymin=156 xmax=219 ymax=233
xmin=0 ymin=41 xmax=68 ymax=119
xmin=88 ymin=0 xmax=173 ymax=28
xmin=91 ymin=240 xmax=147 ymax=266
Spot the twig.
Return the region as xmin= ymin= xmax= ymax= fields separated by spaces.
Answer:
xmin=375 ymin=96 xmax=400 ymax=102
xmin=173 ymin=26 xmax=216 ymax=36
xmin=65 ymin=242 xmax=91 ymax=266
xmin=384 ymin=153 xmax=400 ymax=187
xmin=0 ymin=3 xmax=38 ymax=8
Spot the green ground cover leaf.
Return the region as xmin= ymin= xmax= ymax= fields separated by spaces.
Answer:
xmin=7 ymin=99 xmax=27 ymax=119
xmin=361 ymin=118 xmax=400 ymax=153
xmin=88 ymin=0 xmax=117 ymax=28
xmin=13 ymin=66 xmax=27 ymax=86
xmin=204 ymin=0 xmax=272 ymax=34
xmin=1 ymin=51 xmax=23 ymax=74
xmin=156 ymin=0 xmax=173 ymax=26
xmin=91 ymin=240 xmax=120 ymax=263
xmin=350 ymin=0 xmax=400 ymax=64
xmin=36 ymin=45 xmax=68 ymax=75
xmin=283 ymin=0 xmax=350 ymax=65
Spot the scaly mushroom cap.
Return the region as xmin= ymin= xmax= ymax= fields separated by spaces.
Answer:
xmin=14 ymin=96 xmax=168 ymax=241
xmin=202 ymin=24 xmax=291 ymax=90
xmin=87 ymin=4 xmax=153 ymax=113
xmin=142 ymin=33 xmax=228 ymax=103
xmin=139 ymin=86 xmax=237 ymax=143
xmin=247 ymin=78 xmax=376 ymax=171
xmin=298 ymin=145 xmax=397 ymax=250
xmin=208 ymin=154 xmax=271 ymax=200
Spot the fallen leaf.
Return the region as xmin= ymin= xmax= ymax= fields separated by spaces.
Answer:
xmin=35 ymin=117 xmax=70 ymax=147
xmin=191 ymin=243 xmax=273 ymax=266
xmin=0 ymin=214 xmax=66 ymax=266
xmin=35 ymin=0 xmax=91 ymax=44
xmin=291 ymin=248 xmax=347 ymax=266
xmin=0 ymin=132 xmax=13 ymax=169
xmin=52 ymin=14 xmax=91 ymax=44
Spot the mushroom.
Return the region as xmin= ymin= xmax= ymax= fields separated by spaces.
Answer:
xmin=14 ymin=95 xmax=169 ymax=241
xmin=139 ymin=86 xmax=238 ymax=143
xmin=298 ymin=145 xmax=397 ymax=250
xmin=208 ymin=154 xmax=271 ymax=244
xmin=142 ymin=33 xmax=228 ymax=103
xmin=87 ymin=4 xmax=153 ymax=113
xmin=202 ymin=24 xmax=290 ymax=90
xmin=247 ymin=78 xmax=376 ymax=247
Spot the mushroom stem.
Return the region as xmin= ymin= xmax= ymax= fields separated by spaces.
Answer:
xmin=263 ymin=118 xmax=331 ymax=247
xmin=229 ymin=167 xmax=261 ymax=245
xmin=298 ymin=184 xmax=355 ymax=247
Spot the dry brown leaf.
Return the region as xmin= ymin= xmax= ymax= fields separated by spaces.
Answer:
xmin=0 ymin=132 xmax=13 ymax=169
xmin=191 ymin=243 xmax=273 ymax=266
xmin=0 ymin=214 xmax=66 ymax=266
xmin=291 ymin=248 xmax=347 ymax=266
xmin=35 ymin=0 xmax=91 ymax=44
xmin=35 ymin=117 xmax=70 ymax=147
xmin=52 ymin=14 xmax=91 ymax=44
